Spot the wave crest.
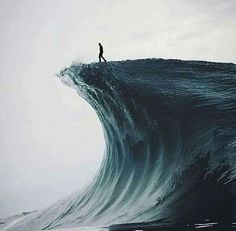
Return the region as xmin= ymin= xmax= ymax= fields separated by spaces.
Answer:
xmin=8 ymin=59 xmax=236 ymax=230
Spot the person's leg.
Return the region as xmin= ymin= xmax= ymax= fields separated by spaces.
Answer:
xmin=99 ymin=55 xmax=101 ymax=62
xmin=102 ymin=55 xmax=107 ymax=62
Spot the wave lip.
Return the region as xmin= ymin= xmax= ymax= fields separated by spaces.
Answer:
xmin=6 ymin=59 xmax=236 ymax=230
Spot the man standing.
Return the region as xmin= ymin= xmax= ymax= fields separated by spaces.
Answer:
xmin=99 ymin=43 xmax=107 ymax=63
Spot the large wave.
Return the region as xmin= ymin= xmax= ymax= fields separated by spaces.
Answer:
xmin=6 ymin=59 xmax=236 ymax=230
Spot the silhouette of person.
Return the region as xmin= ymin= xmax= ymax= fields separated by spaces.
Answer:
xmin=99 ymin=43 xmax=107 ymax=63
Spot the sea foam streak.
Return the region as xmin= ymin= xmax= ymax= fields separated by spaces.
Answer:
xmin=4 ymin=59 xmax=236 ymax=230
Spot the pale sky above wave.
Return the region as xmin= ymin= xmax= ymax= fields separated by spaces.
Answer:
xmin=0 ymin=0 xmax=235 ymax=217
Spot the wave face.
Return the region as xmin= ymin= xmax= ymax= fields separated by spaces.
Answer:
xmin=8 ymin=59 xmax=236 ymax=230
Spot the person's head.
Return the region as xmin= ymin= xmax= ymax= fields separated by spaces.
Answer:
xmin=99 ymin=43 xmax=101 ymax=46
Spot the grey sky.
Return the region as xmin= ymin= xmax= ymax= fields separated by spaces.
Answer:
xmin=0 ymin=0 xmax=236 ymax=218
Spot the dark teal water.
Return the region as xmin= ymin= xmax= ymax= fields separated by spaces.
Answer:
xmin=6 ymin=59 xmax=236 ymax=231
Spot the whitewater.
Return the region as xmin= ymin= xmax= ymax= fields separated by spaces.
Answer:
xmin=1 ymin=58 xmax=236 ymax=231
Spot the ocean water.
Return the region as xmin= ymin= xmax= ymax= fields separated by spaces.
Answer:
xmin=3 ymin=58 xmax=236 ymax=231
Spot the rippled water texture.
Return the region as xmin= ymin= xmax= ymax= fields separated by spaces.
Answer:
xmin=4 ymin=59 xmax=236 ymax=231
